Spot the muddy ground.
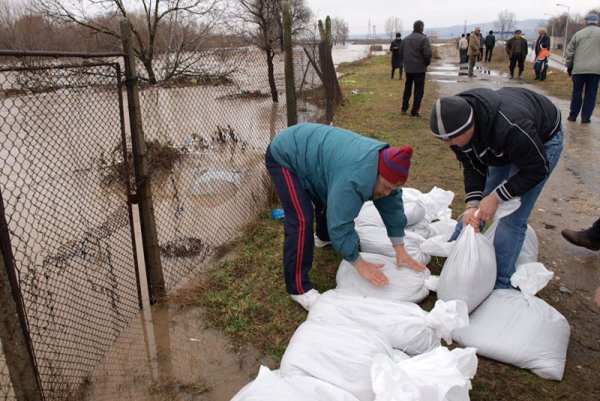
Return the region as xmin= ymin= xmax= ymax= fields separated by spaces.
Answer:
xmin=430 ymin=44 xmax=600 ymax=398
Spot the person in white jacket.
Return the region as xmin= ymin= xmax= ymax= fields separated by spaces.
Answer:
xmin=565 ymin=13 xmax=600 ymax=123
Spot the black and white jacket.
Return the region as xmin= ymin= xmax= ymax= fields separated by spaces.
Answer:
xmin=451 ymin=88 xmax=561 ymax=204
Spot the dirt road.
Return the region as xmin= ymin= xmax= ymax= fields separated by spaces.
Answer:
xmin=430 ymin=44 xmax=600 ymax=398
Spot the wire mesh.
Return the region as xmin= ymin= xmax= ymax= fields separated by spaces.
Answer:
xmin=137 ymin=46 xmax=321 ymax=289
xmin=0 ymin=342 xmax=15 ymax=401
xmin=0 ymin=58 xmax=141 ymax=399
xmin=0 ymin=43 xmax=325 ymax=400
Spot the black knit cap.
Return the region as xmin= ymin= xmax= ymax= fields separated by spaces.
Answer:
xmin=429 ymin=96 xmax=474 ymax=139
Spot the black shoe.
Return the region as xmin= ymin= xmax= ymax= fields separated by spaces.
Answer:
xmin=410 ymin=112 xmax=421 ymax=117
xmin=561 ymin=229 xmax=600 ymax=251
xmin=581 ymin=119 xmax=591 ymax=124
xmin=401 ymin=109 xmax=408 ymax=114
xmin=567 ymin=116 xmax=576 ymax=122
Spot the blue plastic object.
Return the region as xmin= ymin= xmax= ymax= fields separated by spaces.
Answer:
xmin=271 ymin=209 xmax=285 ymax=219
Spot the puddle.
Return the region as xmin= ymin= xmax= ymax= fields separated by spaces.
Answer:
xmin=84 ymin=306 xmax=273 ymax=401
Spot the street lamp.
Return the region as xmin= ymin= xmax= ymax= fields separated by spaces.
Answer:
xmin=556 ymin=3 xmax=570 ymax=58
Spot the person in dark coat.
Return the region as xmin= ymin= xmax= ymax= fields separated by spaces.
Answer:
xmin=534 ymin=27 xmax=551 ymax=58
xmin=484 ymin=30 xmax=495 ymax=62
xmin=400 ymin=20 xmax=432 ymax=117
xmin=390 ymin=33 xmax=403 ymax=80
xmin=505 ymin=29 xmax=528 ymax=79
xmin=478 ymin=32 xmax=484 ymax=61
xmin=429 ymin=87 xmax=563 ymax=289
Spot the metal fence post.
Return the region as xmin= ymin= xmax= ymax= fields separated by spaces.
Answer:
xmin=282 ymin=0 xmax=297 ymax=126
xmin=120 ymin=20 xmax=166 ymax=304
xmin=0 ymin=191 xmax=43 ymax=401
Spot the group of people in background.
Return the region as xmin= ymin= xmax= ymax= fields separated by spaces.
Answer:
xmin=456 ymin=28 xmax=495 ymax=76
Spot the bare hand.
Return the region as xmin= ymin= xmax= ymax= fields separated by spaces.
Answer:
xmin=394 ymin=244 xmax=427 ymax=272
xmin=463 ymin=207 xmax=482 ymax=232
xmin=476 ymin=194 xmax=499 ymax=222
xmin=353 ymin=257 xmax=389 ymax=286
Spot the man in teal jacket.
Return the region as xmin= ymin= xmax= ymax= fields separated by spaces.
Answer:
xmin=265 ymin=123 xmax=426 ymax=310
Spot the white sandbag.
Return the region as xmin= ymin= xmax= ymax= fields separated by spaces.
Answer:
xmin=452 ymin=288 xmax=570 ymax=381
xmin=355 ymin=200 xmax=426 ymax=229
xmin=355 ymin=201 xmax=384 ymax=227
xmin=356 ymin=225 xmax=431 ymax=265
xmin=429 ymin=218 xmax=458 ymax=237
xmin=371 ymin=347 xmax=478 ymax=401
xmin=437 ymin=225 xmax=496 ymax=312
xmin=308 ymin=290 xmax=469 ymax=355
xmin=417 ymin=187 xmax=455 ymax=222
xmin=280 ymin=321 xmax=393 ymax=401
xmin=336 ymin=253 xmax=436 ymax=303
xmin=231 ymin=365 xmax=360 ymax=401
xmin=516 ymin=225 xmax=539 ymax=266
xmin=405 ymin=219 xmax=434 ymax=239
xmin=420 ymin=233 xmax=455 ymax=258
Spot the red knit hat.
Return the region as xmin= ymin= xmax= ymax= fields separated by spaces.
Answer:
xmin=378 ymin=146 xmax=413 ymax=185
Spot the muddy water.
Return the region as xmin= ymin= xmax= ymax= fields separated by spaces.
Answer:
xmin=431 ymin=45 xmax=600 ymax=396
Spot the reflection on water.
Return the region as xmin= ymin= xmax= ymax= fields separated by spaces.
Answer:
xmin=85 ymin=305 xmax=272 ymax=401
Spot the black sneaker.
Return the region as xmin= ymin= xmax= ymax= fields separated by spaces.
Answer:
xmin=567 ymin=116 xmax=576 ymax=122
xmin=581 ymin=119 xmax=591 ymax=124
xmin=410 ymin=112 xmax=421 ymax=117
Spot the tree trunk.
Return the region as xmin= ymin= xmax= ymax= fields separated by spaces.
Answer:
xmin=140 ymin=54 xmax=158 ymax=85
xmin=266 ymin=47 xmax=279 ymax=102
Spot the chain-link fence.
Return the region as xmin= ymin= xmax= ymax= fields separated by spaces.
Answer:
xmin=0 ymin=58 xmax=141 ymax=400
xmin=137 ymin=46 xmax=321 ymax=290
xmin=0 ymin=40 xmax=324 ymax=399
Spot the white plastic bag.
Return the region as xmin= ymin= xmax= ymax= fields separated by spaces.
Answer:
xmin=437 ymin=225 xmax=496 ymax=312
xmin=453 ymin=287 xmax=570 ymax=381
xmin=308 ymin=290 xmax=469 ymax=355
xmin=370 ymin=347 xmax=478 ymax=401
xmin=336 ymin=253 xmax=436 ymax=303
xmin=280 ymin=321 xmax=393 ymax=401
xmin=516 ymin=225 xmax=539 ymax=266
xmin=231 ymin=365 xmax=360 ymax=401
xmin=510 ymin=262 xmax=553 ymax=296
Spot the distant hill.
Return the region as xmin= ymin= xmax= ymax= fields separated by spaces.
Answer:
xmin=350 ymin=18 xmax=547 ymax=40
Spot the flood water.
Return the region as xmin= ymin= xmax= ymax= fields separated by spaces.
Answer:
xmin=0 ymin=44 xmax=375 ymax=400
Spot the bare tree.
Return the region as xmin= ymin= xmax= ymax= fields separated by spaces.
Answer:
xmin=229 ymin=0 xmax=311 ymax=102
xmin=384 ymin=16 xmax=401 ymax=39
xmin=331 ymin=17 xmax=348 ymax=45
xmin=34 ymin=0 xmax=221 ymax=84
xmin=494 ymin=9 xmax=515 ymax=40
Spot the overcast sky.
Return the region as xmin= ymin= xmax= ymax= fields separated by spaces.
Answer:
xmin=305 ymin=0 xmax=600 ymax=34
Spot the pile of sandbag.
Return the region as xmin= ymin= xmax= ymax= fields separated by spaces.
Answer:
xmin=279 ymin=291 xmax=473 ymax=401
xmin=231 ymin=185 xmax=569 ymax=401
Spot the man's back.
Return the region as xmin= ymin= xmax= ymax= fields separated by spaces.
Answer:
xmin=401 ymin=31 xmax=432 ymax=73
xmin=566 ymin=24 xmax=600 ymax=74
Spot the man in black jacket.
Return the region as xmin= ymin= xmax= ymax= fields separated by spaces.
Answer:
xmin=400 ymin=20 xmax=432 ymax=117
xmin=429 ymin=88 xmax=564 ymax=289
xmin=506 ymin=29 xmax=528 ymax=79
xmin=484 ymin=30 xmax=495 ymax=62
xmin=390 ymin=33 xmax=403 ymax=79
